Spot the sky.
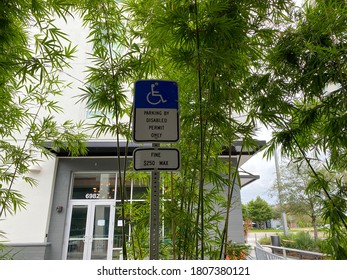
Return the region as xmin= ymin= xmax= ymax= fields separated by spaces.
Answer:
xmin=240 ymin=125 xmax=279 ymax=205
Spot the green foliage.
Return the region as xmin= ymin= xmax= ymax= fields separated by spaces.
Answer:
xmin=242 ymin=204 xmax=250 ymax=220
xmin=247 ymin=196 xmax=273 ymax=223
xmin=0 ymin=186 xmax=27 ymax=217
xmin=122 ymin=199 xmax=150 ymax=260
xmin=225 ymin=241 xmax=251 ymax=260
xmin=259 ymin=231 xmax=323 ymax=253
xmin=321 ymin=228 xmax=347 ymax=259
xmin=270 ymin=161 xmax=324 ymax=239
xmin=0 ymin=1 xmax=88 ymax=220
xmin=249 ymin=0 xmax=347 ymax=259
xmin=75 ymin=0 xmax=294 ymax=259
xmin=76 ymin=0 xmax=139 ymax=260
xmin=0 ymin=227 xmax=15 ymax=259
xmin=281 ymin=231 xmax=323 ymax=252
xmin=0 ymin=245 xmax=15 ymax=260
xmin=258 ymin=235 xmax=271 ymax=245
xmin=5 ymin=0 xmax=346 ymax=261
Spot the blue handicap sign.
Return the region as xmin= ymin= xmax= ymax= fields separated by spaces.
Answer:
xmin=134 ymin=80 xmax=178 ymax=109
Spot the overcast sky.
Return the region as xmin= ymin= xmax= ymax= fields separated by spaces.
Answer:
xmin=240 ymin=126 xmax=279 ymax=205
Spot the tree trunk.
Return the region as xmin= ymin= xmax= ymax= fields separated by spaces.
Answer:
xmin=311 ymin=215 xmax=318 ymax=240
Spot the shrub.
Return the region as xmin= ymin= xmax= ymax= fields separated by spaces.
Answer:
xmin=281 ymin=231 xmax=322 ymax=252
xmin=258 ymin=236 xmax=271 ymax=245
xmin=225 ymin=241 xmax=251 ymax=260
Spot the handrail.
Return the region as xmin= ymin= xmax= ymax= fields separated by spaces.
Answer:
xmin=254 ymin=242 xmax=285 ymax=260
xmin=263 ymin=244 xmax=326 ymax=259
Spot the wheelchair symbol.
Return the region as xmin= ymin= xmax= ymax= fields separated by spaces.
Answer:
xmin=146 ymin=83 xmax=167 ymax=105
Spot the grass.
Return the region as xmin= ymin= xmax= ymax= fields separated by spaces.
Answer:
xmin=249 ymin=227 xmax=313 ymax=233
xmin=249 ymin=229 xmax=282 ymax=233
xmin=250 ymin=229 xmax=300 ymax=233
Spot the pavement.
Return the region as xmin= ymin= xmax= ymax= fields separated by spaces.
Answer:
xmin=246 ymin=231 xmax=279 ymax=246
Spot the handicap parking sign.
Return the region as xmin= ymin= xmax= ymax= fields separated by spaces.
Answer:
xmin=133 ymin=80 xmax=179 ymax=142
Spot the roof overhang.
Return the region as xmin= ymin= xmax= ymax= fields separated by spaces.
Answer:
xmin=44 ymin=139 xmax=266 ymax=158
xmin=239 ymin=172 xmax=260 ymax=188
xmin=44 ymin=140 xmax=265 ymax=188
xmin=44 ymin=141 xmax=151 ymax=157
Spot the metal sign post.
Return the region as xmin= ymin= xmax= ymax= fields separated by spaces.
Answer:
xmin=149 ymin=143 xmax=160 ymax=260
xmin=133 ymin=80 xmax=179 ymax=260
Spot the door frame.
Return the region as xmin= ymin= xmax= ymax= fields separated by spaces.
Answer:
xmin=62 ymin=200 xmax=115 ymax=260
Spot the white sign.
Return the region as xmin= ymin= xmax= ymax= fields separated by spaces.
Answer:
xmin=97 ymin=220 xmax=105 ymax=227
xmin=133 ymin=80 xmax=179 ymax=142
xmin=133 ymin=148 xmax=180 ymax=171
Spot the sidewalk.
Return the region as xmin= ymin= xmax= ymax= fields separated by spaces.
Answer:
xmin=246 ymin=231 xmax=279 ymax=246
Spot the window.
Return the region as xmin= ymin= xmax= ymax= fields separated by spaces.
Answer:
xmin=71 ymin=173 xmax=116 ymax=200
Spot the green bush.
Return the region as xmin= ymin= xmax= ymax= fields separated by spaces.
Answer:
xmin=225 ymin=241 xmax=251 ymax=260
xmin=281 ymin=232 xmax=322 ymax=252
xmin=258 ymin=236 xmax=271 ymax=245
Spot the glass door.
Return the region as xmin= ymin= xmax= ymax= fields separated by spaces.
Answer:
xmin=65 ymin=204 xmax=89 ymax=260
xmin=90 ymin=204 xmax=112 ymax=259
xmin=64 ymin=201 xmax=115 ymax=260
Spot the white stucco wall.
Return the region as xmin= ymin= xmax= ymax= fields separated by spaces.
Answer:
xmin=1 ymin=15 xmax=92 ymax=244
xmin=2 ymin=157 xmax=56 ymax=243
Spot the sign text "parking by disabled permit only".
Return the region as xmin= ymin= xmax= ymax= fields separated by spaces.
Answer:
xmin=133 ymin=80 xmax=179 ymax=143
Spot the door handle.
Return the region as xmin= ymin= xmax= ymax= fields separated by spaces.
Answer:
xmin=83 ymin=235 xmax=92 ymax=244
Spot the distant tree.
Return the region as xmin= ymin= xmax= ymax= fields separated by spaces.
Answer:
xmin=247 ymin=196 xmax=273 ymax=228
xmin=242 ymin=204 xmax=250 ymax=220
xmin=270 ymin=162 xmax=323 ymax=239
xmin=271 ymin=205 xmax=282 ymax=221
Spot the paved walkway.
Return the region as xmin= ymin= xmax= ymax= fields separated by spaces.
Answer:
xmin=246 ymin=231 xmax=280 ymax=246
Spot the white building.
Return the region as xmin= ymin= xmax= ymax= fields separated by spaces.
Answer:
xmin=1 ymin=13 xmax=264 ymax=260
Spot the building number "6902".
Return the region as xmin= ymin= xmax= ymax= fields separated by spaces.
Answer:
xmin=85 ymin=193 xmax=100 ymax=199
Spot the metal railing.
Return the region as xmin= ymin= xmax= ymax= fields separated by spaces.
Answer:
xmin=263 ymin=244 xmax=326 ymax=260
xmin=254 ymin=242 xmax=285 ymax=260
